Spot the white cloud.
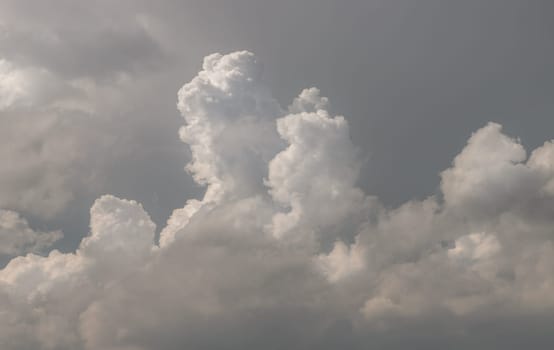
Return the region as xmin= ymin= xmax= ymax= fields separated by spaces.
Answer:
xmin=1 ymin=51 xmax=554 ymax=349
xmin=175 ymin=51 xmax=283 ymax=203
xmin=440 ymin=122 xmax=540 ymax=217
xmin=80 ymin=195 xmax=155 ymax=263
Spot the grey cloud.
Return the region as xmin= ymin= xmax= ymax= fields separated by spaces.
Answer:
xmin=0 ymin=0 xmax=167 ymax=79
xmin=0 ymin=3 xmax=194 ymax=239
xmin=0 ymin=209 xmax=61 ymax=262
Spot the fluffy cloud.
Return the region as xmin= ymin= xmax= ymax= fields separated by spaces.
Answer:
xmin=267 ymin=87 xmax=369 ymax=246
xmin=440 ymin=122 xmax=541 ymax=217
xmin=1 ymin=51 xmax=554 ymax=350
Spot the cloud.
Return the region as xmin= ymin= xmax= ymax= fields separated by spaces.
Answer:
xmin=0 ymin=59 xmax=38 ymax=110
xmin=0 ymin=47 xmax=184 ymax=223
xmin=0 ymin=105 xmax=94 ymax=219
xmin=0 ymin=58 xmax=95 ymax=219
xmin=440 ymin=122 xmax=541 ymax=217
xmin=0 ymin=210 xmax=62 ymax=261
xmin=0 ymin=0 xmax=166 ymax=79
xmin=0 ymin=59 xmax=69 ymax=111
xmin=0 ymin=1 xmax=195 ymax=228
xmin=267 ymin=87 xmax=370 ymax=246
xmin=1 ymin=51 xmax=554 ymax=350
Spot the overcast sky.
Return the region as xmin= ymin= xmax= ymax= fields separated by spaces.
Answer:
xmin=1 ymin=1 xmax=554 ymax=349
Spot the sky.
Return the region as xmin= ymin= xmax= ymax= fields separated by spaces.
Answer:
xmin=1 ymin=1 xmax=554 ymax=349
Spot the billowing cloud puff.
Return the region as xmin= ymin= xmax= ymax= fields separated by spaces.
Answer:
xmin=176 ymin=51 xmax=282 ymax=202
xmin=267 ymin=87 xmax=369 ymax=245
xmin=440 ymin=122 xmax=540 ymax=217
xmin=1 ymin=51 xmax=554 ymax=349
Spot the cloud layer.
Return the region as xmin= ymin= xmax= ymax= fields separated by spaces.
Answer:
xmin=1 ymin=51 xmax=554 ymax=349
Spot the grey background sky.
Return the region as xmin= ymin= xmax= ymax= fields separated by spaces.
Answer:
xmin=1 ymin=0 xmax=553 ymax=249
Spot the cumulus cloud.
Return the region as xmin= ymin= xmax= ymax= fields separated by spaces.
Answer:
xmin=1 ymin=51 xmax=554 ymax=350
xmin=440 ymin=122 xmax=541 ymax=217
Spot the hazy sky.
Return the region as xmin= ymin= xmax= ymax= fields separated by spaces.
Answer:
xmin=1 ymin=1 xmax=554 ymax=349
